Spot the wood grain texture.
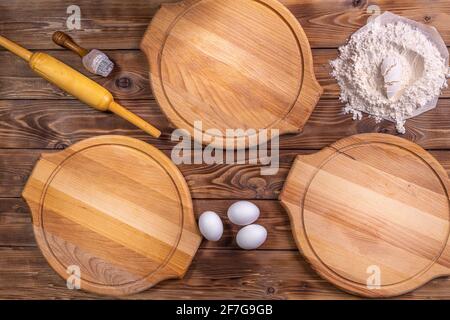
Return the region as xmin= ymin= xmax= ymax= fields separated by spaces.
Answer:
xmin=0 ymin=198 xmax=295 ymax=250
xmin=0 ymin=100 xmax=171 ymax=149
xmin=0 ymin=0 xmax=450 ymax=300
xmin=0 ymin=51 xmax=153 ymax=100
xmin=288 ymin=0 xmax=450 ymax=48
xmin=0 ymin=0 xmax=449 ymax=49
xmin=142 ymin=0 xmax=322 ymax=148
xmin=22 ymin=136 xmax=202 ymax=296
xmin=2 ymin=99 xmax=450 ymax=150
xmin=0 ymin=148 xmax=297 ymax=199
xmin=280 ymin=134 xmax=450 ymax=297
xmin=0 ymin=37 xmax=160 ymax=138
xmin=0 ymin=246 xmax=355 ymax=300
xmin=7 ymin=149 xmax=450 ymax=201
xmin=0 ymin=199 xmax=34 ymax=247
xmin=0 ymin=49 xmax=448 ymax=100
xmin=4 ymin=247 xmax=450 ymax=300
xmin=4 ymin=199 xmax=450 ymax=299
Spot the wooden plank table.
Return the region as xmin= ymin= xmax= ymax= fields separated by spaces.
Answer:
xmin=0 ymin=0 xmax=449 ymax=299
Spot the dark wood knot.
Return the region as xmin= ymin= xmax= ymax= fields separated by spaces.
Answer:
xmin=377 ymin=126 xmax=395 ymax=135
xmin=55 ymin=141 xmax=70 ymax=149
xmin=13 ymin=203 xmax=27 ymax=213
xmin=116 ymin=77 xmax=132 ymax=89
xmin=352 ymin=0 xmax=362 ymax=7
xmin=266 ymin=287 xmax=276 ymax=294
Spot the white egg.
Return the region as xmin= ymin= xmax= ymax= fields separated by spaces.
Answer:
xmin=198 ymin=211 xmax=223 ymax=242
xmin=385 ymin=81 xmax=403 ymax=100
xmin=380 ymin=55 xmax=404 ymax=100
xmin=236 ymin=224 xmax=267 ymax=250
xmin=227 ymin=201 xmax=260 ymax=226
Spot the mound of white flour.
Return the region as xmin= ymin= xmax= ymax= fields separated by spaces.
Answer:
xmin=331 ymin=17 xmax=448 ymax=134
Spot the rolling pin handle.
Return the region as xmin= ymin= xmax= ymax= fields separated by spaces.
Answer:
xmin=52 ymin=31 xmax=89 ymax=57
xmin=109 ymin=102 xmax=162 ymax=138
xmin=0 ymin=35 xmax=32 ymax=61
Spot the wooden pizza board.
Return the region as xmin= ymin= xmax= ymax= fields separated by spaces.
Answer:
xmin=280 ymin=133 xmax=450 ymax=297
xmin=22 ymin=135 xmax=202 ymax=296
xmin=141 ymin=0 xmax=322 ymax=149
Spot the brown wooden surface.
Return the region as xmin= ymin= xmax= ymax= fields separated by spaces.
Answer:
xmin=0 ymin=0 xmax=449 ymax=299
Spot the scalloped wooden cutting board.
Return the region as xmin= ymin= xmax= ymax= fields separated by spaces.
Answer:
xmin=22 ymin=136 xmax=202 ymax=296
xmin=280 ymin=134 xmax=450 ymax=297
xmin=141 ymin=0 xmax=322 ymax=148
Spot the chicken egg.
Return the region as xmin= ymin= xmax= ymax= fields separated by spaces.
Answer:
xmin=236 ymin=224 xmax=267 ymax=250
xmin=198 ymin=211 xmax=223 ymax=242
xmin=227 ymin=201 xmax=260 ymax=226
xmin=381 ymin=55 xmax=404 ymax=100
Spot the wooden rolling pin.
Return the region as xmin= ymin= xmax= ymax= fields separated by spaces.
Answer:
xmin=0 ymin=35 xmax=161 ymax=138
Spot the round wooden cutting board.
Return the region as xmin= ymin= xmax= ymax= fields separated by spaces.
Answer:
xmin=280 ymin=134 xmax=450 ymax=297
xmin=22 ymin=136 xmax=202 ymax=296
xmin=141 ymin=0 xmax=322 ymax=149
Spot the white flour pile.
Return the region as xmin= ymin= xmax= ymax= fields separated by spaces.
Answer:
xmin=331 ymin=16 xmax=449 ymax=133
